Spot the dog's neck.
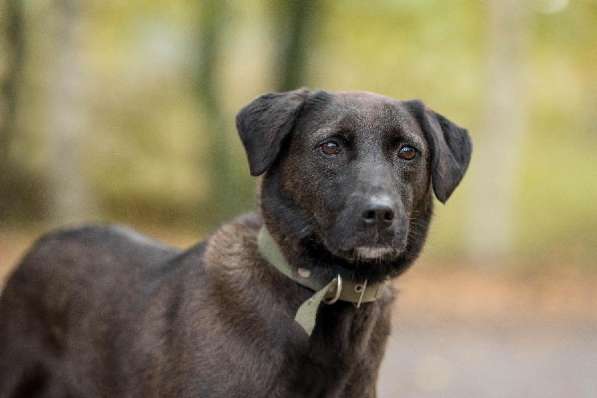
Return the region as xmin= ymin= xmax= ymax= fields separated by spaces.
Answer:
xmin=257 ymin=225 xmax=389 ymax=335
xmin=253 ymin=219 xmax=393 ymax=396
xmin=263 ymin=241 xmax=393 ymax=397
xmin=257 ymin=226 xmax=388 ymax=302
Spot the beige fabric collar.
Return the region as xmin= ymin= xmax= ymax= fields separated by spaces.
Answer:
xmin=257 ymin=226 xmax=387 ymax=336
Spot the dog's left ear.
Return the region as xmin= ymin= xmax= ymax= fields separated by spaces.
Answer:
xmin=406 ymin=100 xmax=472 ymax=203
xmin=236 ymin=89 xmax=309 ymax=176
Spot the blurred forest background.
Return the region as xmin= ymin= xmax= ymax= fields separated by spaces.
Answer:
xmin=0 ymin=0 xmax=595 ymax=265
xmin=1 ymin=1 xmax=596 ymax=396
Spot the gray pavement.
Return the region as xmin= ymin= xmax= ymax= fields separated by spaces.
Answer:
xmin=378 ymin=319 xmax=597 ymax=397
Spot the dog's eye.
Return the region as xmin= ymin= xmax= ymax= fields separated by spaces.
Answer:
xmin=397 ymin=145 xmax=417 ymax=160
xmin=320 ymin=141 xmax=342 ymax=156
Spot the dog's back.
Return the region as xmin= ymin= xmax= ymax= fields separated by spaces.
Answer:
xmin=0 ymin=225 xmax=181 ymax=397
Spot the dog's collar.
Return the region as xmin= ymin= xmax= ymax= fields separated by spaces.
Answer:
xmin=257 ymin=226 xmax=387 ymax=336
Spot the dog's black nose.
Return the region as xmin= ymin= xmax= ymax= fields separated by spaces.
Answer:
xmin=361 ymin=203 xmax=394 ymax=227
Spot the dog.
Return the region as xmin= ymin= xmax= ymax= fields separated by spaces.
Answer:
xmin=0 ymin=89 xmax=471 ymax=397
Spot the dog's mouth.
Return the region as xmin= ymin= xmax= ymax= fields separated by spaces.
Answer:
xmin=353 ymin=246 xmax=396 ymax=260
xmin=320 ymin=215 xmax=410 ymax=263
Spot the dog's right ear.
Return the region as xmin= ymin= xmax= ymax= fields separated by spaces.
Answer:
xmin=236 ymin=89 xmax=309 ymax=176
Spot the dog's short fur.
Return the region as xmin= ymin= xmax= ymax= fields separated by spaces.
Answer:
xmin=0 ymin=89 xmax=471 ymax=397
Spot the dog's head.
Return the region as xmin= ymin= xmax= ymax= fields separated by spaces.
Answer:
xmin=236 ymin=89 xmax=471 ymax=280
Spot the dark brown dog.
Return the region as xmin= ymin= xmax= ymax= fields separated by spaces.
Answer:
xmin=0 ymin=89 xmax=471 ymax=397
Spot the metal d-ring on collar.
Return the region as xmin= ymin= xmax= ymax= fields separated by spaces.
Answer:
xmin=322 ymin=275 xmax=342 ymax=304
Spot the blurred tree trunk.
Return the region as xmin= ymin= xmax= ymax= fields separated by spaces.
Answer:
xmin=467 ymin=0 xmax=529 ymax=260
xmin=273 ymin=0 xmax=319 ymax=91
xmin=193 ymin=0 xmax=321 ymax=225
xmin=0 ymin=0 xmax=25 ymax=172
xmin=195 ymin=0 xmax=236 ymax=224
xmin=45 ymin=0 xmax=95 ymax=225
xmin=0 ymin=0 xmax=26 ymax=221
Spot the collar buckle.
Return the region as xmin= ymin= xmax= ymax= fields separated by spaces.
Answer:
xmin=354 ymin=279 xmax=368 ymax=308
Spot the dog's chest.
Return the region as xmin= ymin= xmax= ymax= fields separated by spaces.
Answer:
xmin=277 ymin=302 xmax=388 ymax=398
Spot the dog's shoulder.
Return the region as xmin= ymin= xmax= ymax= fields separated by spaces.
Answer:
xmin=203 ymin=213 xmax=262 ymax=274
